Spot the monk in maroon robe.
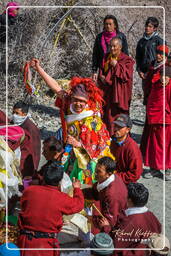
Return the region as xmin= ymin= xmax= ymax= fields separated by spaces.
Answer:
xmin=140 ymin=45 xmax=170 ymax=179
xmin=12 ymin=101 xmax=41 ymax=172
xmin=110 ymin=114 xmax=143 ymax=184
xmin=83 ymin=157 xmax=128 ymax=234
xmin=142 ymin=67 xmax=171 ymax=180
xmin=98 ymin=37 xmax=135 ymax=135
xmin=18 ymin=162 xmax=84 ymax=255
xmin=101 ymin=183 xmax=161 ymax=256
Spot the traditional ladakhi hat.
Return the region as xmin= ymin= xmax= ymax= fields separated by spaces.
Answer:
xmin=0 ymin=243 xmax=20 ymax=256
xmin=148 ymin=234 xmax=170 ymax=255
xmin=90 ymin=232 xmax=114 ymax=255
xmin=71 ymin=84 xmax=89 ymax=101
xmin=156 ymin=45 xmax=169 ymax=57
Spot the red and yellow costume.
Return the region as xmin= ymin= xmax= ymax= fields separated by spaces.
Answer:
xmin=55 ymin=77 xmax=114 ymax=184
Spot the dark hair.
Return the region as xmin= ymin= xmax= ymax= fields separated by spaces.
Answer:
xmin=13 ymin=101 xmax=29 ymax=114
xmin=43 ymin=136 xmax=63 ymax=152
xmin=145 ymin=17 xmax=159 ymax=28
xmin=104 ymin=15 xmax=119 ymax=31
xmin=97 ymin=157 xmax=116 ymax=174
xmin=127 ymin=183 xmax=149 ymax=207
xmin=43 ymin=161 xmax=64 ymax=186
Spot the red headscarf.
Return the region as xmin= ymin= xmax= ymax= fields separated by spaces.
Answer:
xmin=6 ymin=2 xmax=19 ymax=17
xmin=156 ymin=45 xmax=169 ymax=57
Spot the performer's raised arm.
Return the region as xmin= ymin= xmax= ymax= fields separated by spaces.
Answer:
xmin=30 ymin=58 xmax=62 ymax=94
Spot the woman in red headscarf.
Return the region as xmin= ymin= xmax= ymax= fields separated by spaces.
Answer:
xmin=30 ymin=59 xmax=114 ymax=184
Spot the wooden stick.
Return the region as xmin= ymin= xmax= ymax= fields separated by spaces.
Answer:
xmin=91 ymin=203 xmax=105 ymax=218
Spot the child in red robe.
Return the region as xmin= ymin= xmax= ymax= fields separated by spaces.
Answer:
xmin=101 ymin=182 xmax=161 ymax=256
xmin=83 ymin=157 xmax=127 ymax=234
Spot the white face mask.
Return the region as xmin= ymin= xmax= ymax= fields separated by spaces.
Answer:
xmin=12 ymin=114 xmax=28 ymax=125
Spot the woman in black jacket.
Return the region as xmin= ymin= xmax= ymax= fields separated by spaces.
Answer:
xmin=92 ymin=15 xmax=129 ymax=81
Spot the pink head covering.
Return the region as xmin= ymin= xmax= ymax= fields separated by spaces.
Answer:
xmin=6 ymin=2 xmax=19 ymax=17
xmin=101 ymin=31 xmax=116 ymax=54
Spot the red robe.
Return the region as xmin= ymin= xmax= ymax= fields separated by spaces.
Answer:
xmin=18 ymin=185 xmax=84 ymax=255
xmin=8 ymin=129 xmax=35 ymax=178
xmin=0 ymin=110 xmax=10 ymax=125
xmin=142 ymin=74 xmax=171 ymax=170
xmin=143 ymin=62 xmax=163 ymax=105
xmin=113 ymin=210 xmax=161 ymax=256
xmin=98 ymin=52 xmax=135 ymax=135
xmin=83 ymin=175 xmax=128 ymax=233
xmin=110 ymin=135 xmax=143 ymax=184
xmin=21 ymin=118 xmax=41 ymax=170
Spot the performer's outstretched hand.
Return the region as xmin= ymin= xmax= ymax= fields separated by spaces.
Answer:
xmin=72 ymin=178 xmax=81 ymax=189
xmin=30 ymin=58 xmax=41 ymax=71
xmin=67 ymin=135 xmax=81 ymax=147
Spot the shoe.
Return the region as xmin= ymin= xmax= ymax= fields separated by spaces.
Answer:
xmin=143 ymin=169 xmax=163 ymax=179
xmin=165 ymin=169 xmax=171 ymax=181
xmin=143 ymin=170 xmax=153 ymax=179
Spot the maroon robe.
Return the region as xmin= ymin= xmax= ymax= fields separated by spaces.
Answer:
xmin=140 ymin=63 xmax=164 ymax=161
xmin=8 ymin=128 xmax=35 ymax=178
xmin=113 ymin=210 xmax=161 ymax=256
xmin=18 ymin=185 xmax=84 ymax=255
xmin=83 ymin=175 xmax=128 ymax=233
xmin=0 ymin=109 xmax=10 ymax=125
xmin=21 ymin=118 xmax=41 ymax=170
xmin=110 ymin=135 xmax=143 ymax=184
xmin=143 ymin=62 xmax=163 ymax=105
xmin=142 ymin=73 xmax=171 ymax=170
xmin=98 ymin=52 xmax=135 ymax=135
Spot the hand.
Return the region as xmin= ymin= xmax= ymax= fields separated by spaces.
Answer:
xmin=92 ymin=73 xmax=98 ymax=82
xmin=99 ymin=75 xmax=106 ymax=83
xmin=138 ymin=71 xmax=145 ymax=79
xmin=99 ymin=217 xmax=110 ymax=227
xmin=161 ymin=76 xmax=170 ymax=86
xmin=110 ymin=59 xmax=117 ymax=67
xmin=72 ymin=178 xmax=81 ymax=188
xmin=30 ymin=58 xmax=41 ymax=71
xmin=67 ymin=135 xmax=81 ymax=147
xmin=30 ymin=179 xmax=40 ymax=185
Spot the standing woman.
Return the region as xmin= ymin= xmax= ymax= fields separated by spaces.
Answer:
xmin=92 ymin=14 xmax=129 ymax=82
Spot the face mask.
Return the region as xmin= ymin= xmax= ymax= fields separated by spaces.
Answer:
xmin=12 ymin=114 xmax=28 ymax=125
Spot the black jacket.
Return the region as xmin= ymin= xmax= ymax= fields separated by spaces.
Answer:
xmin=136 ymin=34 xmax=164 ymax=73
xmin=92 ymin=31 xmax=129 ymax=73
xmin=0 ymin=13 xmax=16 ymax=43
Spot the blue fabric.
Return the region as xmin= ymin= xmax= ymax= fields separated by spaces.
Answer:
xmin=56 ymin=127 xmax=63 ymax=140
xmin=112 ymin=137 xmax=125 ymax=146
xmin=0 ymin=243 xmax=20 ymax=256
